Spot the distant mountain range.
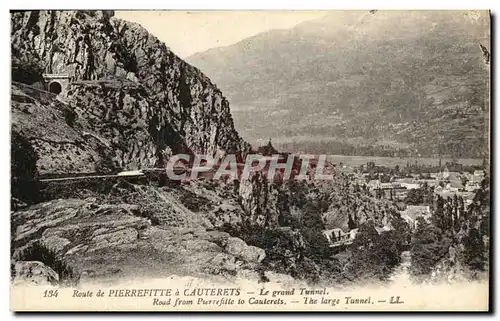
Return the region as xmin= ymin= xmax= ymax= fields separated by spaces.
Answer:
xmin=188 ymin=10 xmax=490 ymax=158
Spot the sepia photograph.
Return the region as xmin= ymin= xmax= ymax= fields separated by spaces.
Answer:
xmin=9 ymin=9 xmax=491 ymax=311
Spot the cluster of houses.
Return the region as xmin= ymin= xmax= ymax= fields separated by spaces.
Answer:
xmin=366 ymin=181 xmax=410 ymax=201
xmin=348 ymin=165 xmax=486 ymax=204
xmin=321 ymin=165 xmax=486 ymax=249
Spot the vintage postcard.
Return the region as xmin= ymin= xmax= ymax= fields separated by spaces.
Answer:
xmin=10 ymin=10 xmax=490 ymax=311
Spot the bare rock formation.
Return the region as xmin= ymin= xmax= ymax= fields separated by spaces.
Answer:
xmin=11 ymin=10 xmax=250 ymax=176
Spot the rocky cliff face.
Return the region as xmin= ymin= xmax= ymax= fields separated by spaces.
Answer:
xmin=11 ymin=82 xmax=110 ymax=176
xmin=11 ymin=10 xmax=249 ymax=173
xmin=238 ymin=174 xmax=282 ymax=228
xmin=10 ymin=11 xmax=268 ymax=285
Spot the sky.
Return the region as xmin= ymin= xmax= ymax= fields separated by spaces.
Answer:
xmin=115 ymin=11 xmax=327 ymax=58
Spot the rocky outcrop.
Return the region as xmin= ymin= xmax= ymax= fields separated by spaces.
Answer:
xmin=12 ymin=261 xmax=59 ymax=286
xmin=65 ymin=79 xmax=173 ymax=170
xmin=238 ymin=174 xmax=282 ymax=228
xmin=323 ymin=186 xmax=400 ymax=231
xmin=11 ymin=191 xmax=265 ymax=285
xmin=225 ymin=237 xmax=266 ymax=264
xmin=11 ymin=83 xmax=111 ymax=176
xmin=236 ymin=170 xmax=401 ymax=233
xmin=11 ymin=10 xmax=250 ymax=175
xmin=12 ymin=198 xmax=148 ymax=250
xmin=115 ymin=183 xmax=244 ymax=229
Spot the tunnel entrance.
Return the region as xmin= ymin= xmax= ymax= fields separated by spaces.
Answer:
xmin=48 ymin=81 xmax=62 ymax=94
xmin=42 ymin=74 xmax=70 ymax=96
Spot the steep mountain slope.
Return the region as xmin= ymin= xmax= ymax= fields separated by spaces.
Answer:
xmin=10 ymin=10 xmax=266 ymax=285
xmin=188 ymin=10 xmax=490 ymax=158
xmin=10 ymin=10 xmax=488 ymax=288
xmin=11 ymin=10 xmax=250 ymax=176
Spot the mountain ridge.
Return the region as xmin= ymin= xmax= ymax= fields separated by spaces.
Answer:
xmin=187 ymin=10 xmax=490 ymax=158
xmin=11 ymin=10 xmax=250 ymax=177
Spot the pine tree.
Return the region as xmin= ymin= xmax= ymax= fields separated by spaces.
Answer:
xmin=344 ymin=221 xmax=401 ymax=281
xmin=348 ymin=214 xmax=357 ymax=230
xmin=452 ymin=194 xmax=460 ymax=232
xmin=458 ymin=196 xmax=465 ymax=221
xmin=444 ymin=197 xmax=453 ymax=231
xmin=410 ymin=217 xmax=451 ymax=280
xmin=461 ymin=227 xmax=485 ymax=274
xmin=432 ymin=195 xmax=446 ymax=230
